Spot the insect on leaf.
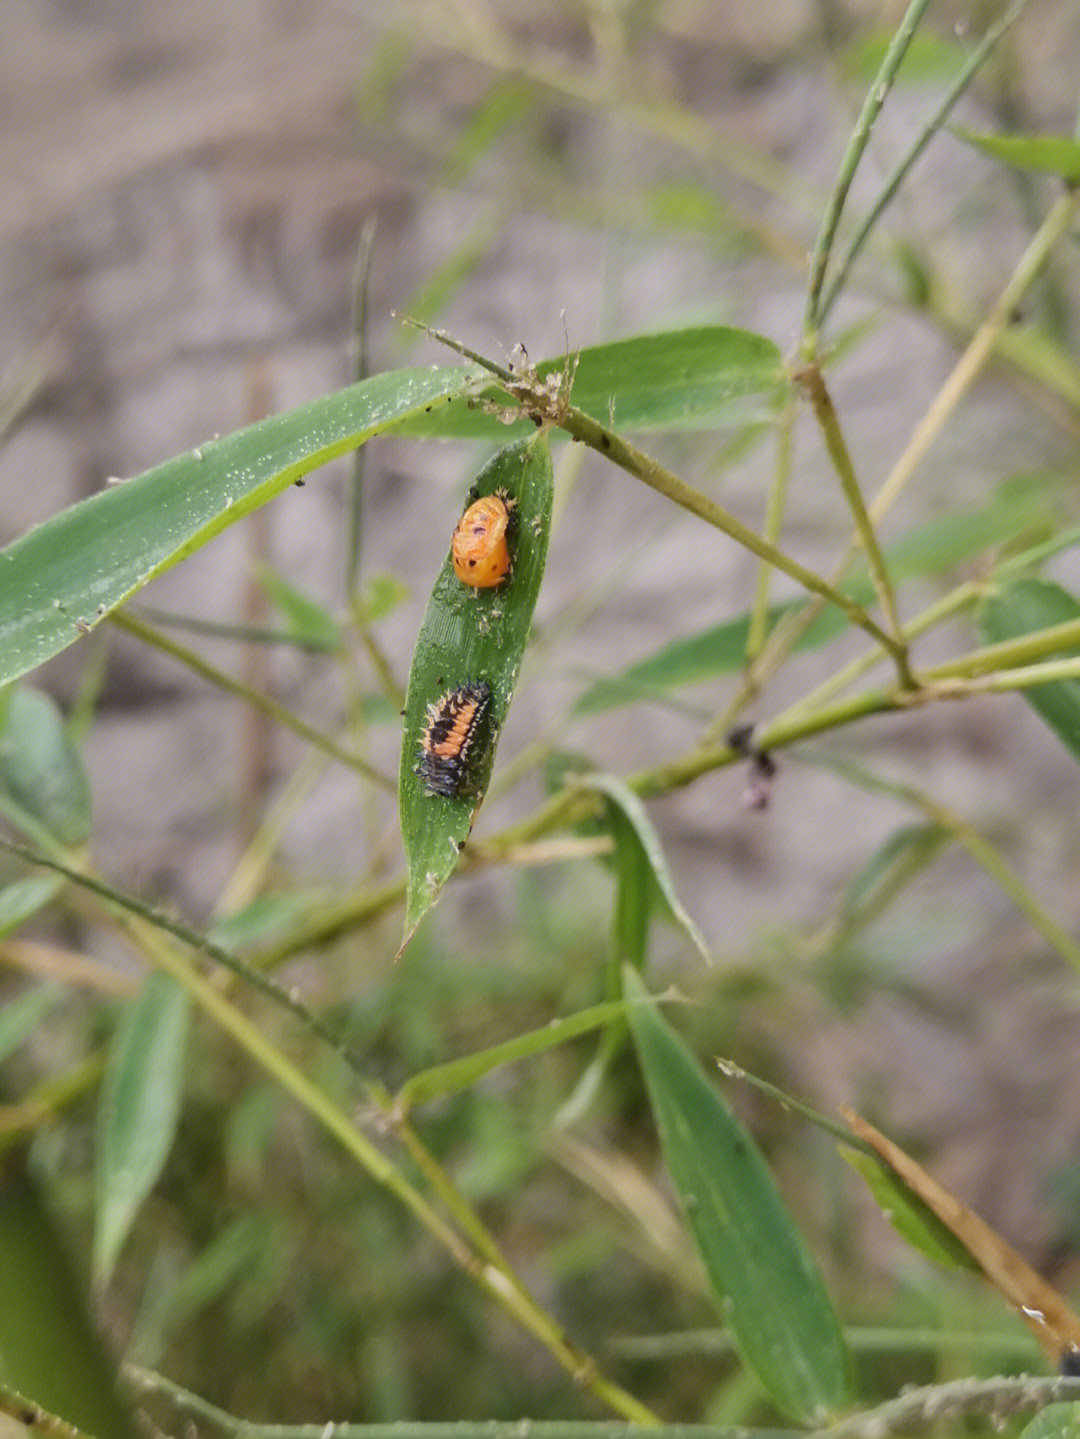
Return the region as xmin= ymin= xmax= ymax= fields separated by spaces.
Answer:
xmin=398 ymin=435 xmax=553 ymax=953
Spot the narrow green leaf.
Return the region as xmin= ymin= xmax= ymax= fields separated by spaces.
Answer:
xmin=93 ymin=973 xmax=191 ymax=1287
xmin=574 ymin=480 xmax=1056 ymax=715
xmin=393 ymin=326 xmax=784 ymax=439
xmin=0 ymin=365 xmax=479 ymax=688
xmin=396 ymin=999 xmax=640 ymax=1110
xmin=207 ymin=891 xmax=331 ymax=951
xmin=953 ymin=127 xmax=1080 ymax=182
xmin=842 ymin=30 xmax=965 ymax=84
xmin=978 ymin=578 xmax=1080 ymax=760
xmin=840 ymin=823 xmax=951 ymax=925
xmin=0 ymin=986 xmax=61 ymax=1065
xmin=1020 ymin=1404 xmax=1080 ymax=1439
xmin=353 ymin=572 xmax=411 ymax=625
xmin=0 ymin=687 xmax=91 ymax=846
xmin=625 ymin=969 xmax=851 ymax=1421
xmin=252 ymin=562 xmax=343 ymax=652
xmin=577 ymin=772 xmax=710 ymax=964
xmin=133 ymin=1213 xmax=271 ymax=1354
xmin=398 ymin=437 xmax=553 ymax=948
xmin=0 ymin=873 xmax=65 ymax=937
xmin=0 ymin=1164 xmax=137 ymax=1439
xmin=841 ymin=1148 xmax=978 ymax=1271
xmin=611 ymin=803 xmax=653 ymax=972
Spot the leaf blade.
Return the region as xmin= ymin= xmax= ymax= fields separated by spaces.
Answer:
xmin=978 ymin=578 xmax=1080 ymax=760
xmin=0 ymin=365 xmax=478 ymax=687
xmin=398 ymin=436 xmax=553 ymax=947
xmin=93 ymin=973 xmax=191 ymax=1287
xmin=625 ymin=969 xmax=851 ymax=1421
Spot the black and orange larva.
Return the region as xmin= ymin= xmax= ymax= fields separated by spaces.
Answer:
xmin=416 ymin=681 xmax=492 ymax=798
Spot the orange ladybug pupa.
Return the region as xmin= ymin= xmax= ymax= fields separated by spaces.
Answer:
xmin=451 ymin=488 xmax=517 ymax=589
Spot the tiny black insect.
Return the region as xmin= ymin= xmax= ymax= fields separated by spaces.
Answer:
xmin=417 ymin=681 xmax=492 ymax=798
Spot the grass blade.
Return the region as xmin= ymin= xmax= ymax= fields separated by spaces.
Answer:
xmin=625 ymin=969 xmax=851 ymax=1422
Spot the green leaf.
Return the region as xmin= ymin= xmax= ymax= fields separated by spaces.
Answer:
xmin=396 ymin=999 xmax=640 ymax=1111
xmin=624 ymin=969 xmax=851 ymax=1421
xmin=252 ymin=562 xmax=343 ymax=652
xmin=1020 ymin=1404 xmax=1080 ymax=1439
xmin=133 ymin=1213 xmax=272 ymax=1353
xmin=0 ymin=873 xmax=65 ymax=937
xmin=393 ymin=326 xmax=784 ymax=439
xmin=0 ymin=1163 xmax=137 ymax=1439
xmin=353 ymin=572 xmax=411 ymax=625
xmin=0 ymin=985 xmax=61 ymax=1065
xmin=840 ymin=822 xmax=951 ymax=926
xmin=978 ymin=578 xmax=1080 ymax=761
xmin=842 ymin=30 xmax=965 ymax=84
xmin=0 ymin=365 xmax=479 ymax=688
xmin=953 ymin=127 xmax=1080 ymax=182
xmin=577 ymin=772 xmax=710 ymax=964
xmin=93 ymin=973 xmax=191 ymax=1287
xmin=573 ymin=480 xmax=1058 ymax=715
xmin=841 ymin=1148 xmax=978 ymax=1272
xmin=398 ymin=437 xmax=553 ymax=948
xmin=0 ymin=686 xmax=92 ymax=846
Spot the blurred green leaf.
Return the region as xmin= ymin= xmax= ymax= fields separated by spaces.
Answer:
xmin=843 ymin=30 xmax=965 ymax=83
xmin=396 ymin=999 xmax=638 ymax=1110
xmin=0 ymin=686 xmax=91 ymax=846
xmin=132 ymin=1213 xmax=273 ymax=1361
xmin=644 ymin=183 xmax=730 ymax=233
xmin=0 ymin=985 xmax=61 ymax=1065
xmin=93 ymin=973 xmax=191 ymax=1287
xmin=840 ymin=823 xmax=951 ymax=926
xmin=953 ymin=127 xmax=1080 ymax=182
xmin=252 ymin=562 xmax=342 ymax=652
xmin=1020 ymin=1403 xmax=1080 ymax=1439
xmin=207 ymin=891 xmax=332 ymax=951
xmin=0 ymin=1164 xmax=136 ymax=1439
xmin=0 ymin=365 xmax=480 ymax=688
xmin=841 ymin=1148 xmax=978 ymax=1271
xmin=978 ymin=578 xmax=1080 ymax=761
xmin=574 ymin=480 xmax=1058 ymax=715
xmin=353 ymin=572 xmax=411 ymax=625
xmin=393 ymin=326 xmax=785 ymax=439
xmin=442 ymin=77 xmax=540 ymax=181
xmin=398 ymin=437 xmax=553 ymax=949
xmin=625 ymin=969 xmax=851 ymax=1422
xmin=0 ymin=873 xmax=65 ymax=938
xmin=577 ymin=772 xmax=709 ymax=965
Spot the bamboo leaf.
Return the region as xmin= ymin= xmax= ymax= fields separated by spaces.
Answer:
xmin=1020 ymin=1404 xmax=1080 ymax=1439
xmin=840 ymin=1148 xmax=978 ymax=1271
xmin=93 ymin=973 xmax=191 ymax=1287
xmin=574 ymin=479 xmax=1054 ymax=715
xmin=625 ymin=969 xmax=851 ymax=1421
xmin=978 ymin=578 xmax=1080 ymax=761
xmin=394 ymin=326 xmax=784 ymax=439
xmin=953 ymin=127 xmax=1080 ymax=182
xmin=0 ymin=985 xmax=61 ymax=1065
xmin=252 ymin=563 xmax=343 ymax=652
xmin=398 ymin=437 xmax=552 ymax=950
xmin=0 ymin=687 xmax=91 ymax=846
xmin=577 ymin=772 xmax=710 ymax=964
xmin=0 ymin=366 xmax=479 ymax=688
xmin=0 ymin=1164 xmax=137 ymax=1439
xmin=396 ymin=999 xmax=640 ymax=1111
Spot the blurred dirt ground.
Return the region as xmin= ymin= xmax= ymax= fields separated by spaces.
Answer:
xmin=3 ymin=0 xmax=1080 ymax=1273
